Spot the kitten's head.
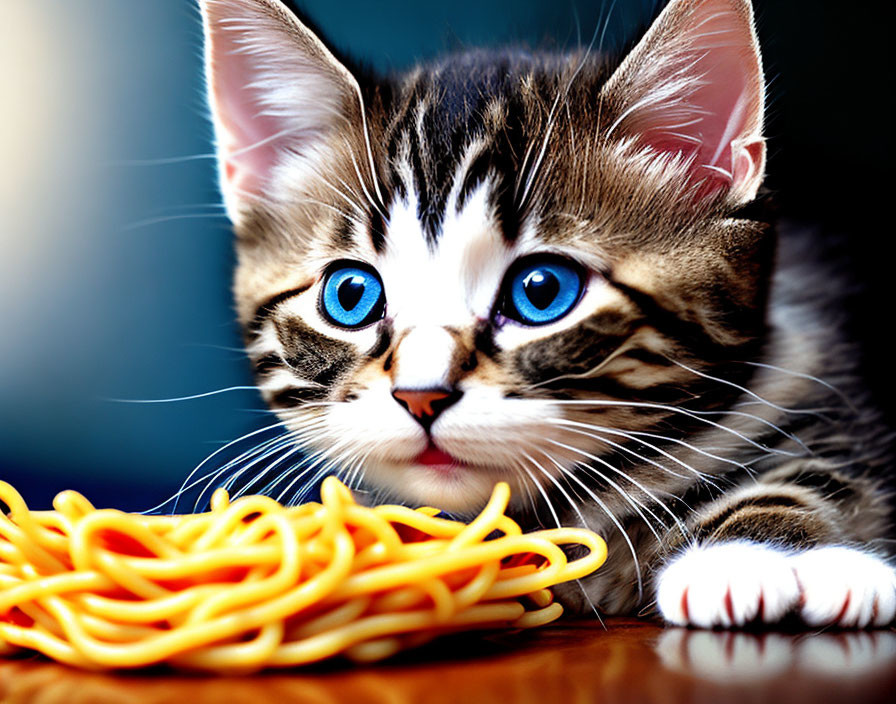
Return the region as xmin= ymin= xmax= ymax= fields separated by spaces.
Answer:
xmin=201 ymin=0 xmax=772 ymax=512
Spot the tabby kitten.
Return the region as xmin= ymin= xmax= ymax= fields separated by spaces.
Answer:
xmin=199 ymin=0 xmax=896 ymax=628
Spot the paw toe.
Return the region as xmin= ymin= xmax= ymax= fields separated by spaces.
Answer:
xmin=791 ymin=548 xmax=896 ymax=628
xmin=657 ymin=542 xmax=799 ymax=628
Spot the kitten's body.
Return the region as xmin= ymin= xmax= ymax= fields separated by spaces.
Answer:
xmin=561 ymin=225 xmax=896 ymax=619
xmin=200 ymin=0 xmax=896 ymax=628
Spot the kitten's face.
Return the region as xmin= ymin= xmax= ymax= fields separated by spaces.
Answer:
xmin=202 ymin=0 xmax=771 ymax=513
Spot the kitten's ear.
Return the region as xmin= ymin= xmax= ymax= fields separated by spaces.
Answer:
xmin=200 ymin=0 xmax=361 ymax=222
xmin=600 ymin=0 xmax=765 ymax=203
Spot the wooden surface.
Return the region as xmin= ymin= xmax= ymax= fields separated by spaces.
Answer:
xmin=1 ymin=619 xmax=895 ymax=703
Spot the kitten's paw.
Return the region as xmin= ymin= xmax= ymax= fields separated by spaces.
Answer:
xmin=790 ymin=547 xmax=896 ymax=627
xmin=656 ymin=542 xmax=800 ymax=628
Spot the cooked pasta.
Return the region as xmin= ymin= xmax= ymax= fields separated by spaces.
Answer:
xmin=0 ymin=477 xmax=606 ymax=673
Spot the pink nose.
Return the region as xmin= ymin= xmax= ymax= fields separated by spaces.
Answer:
xmin=392 ymin=388 xmax=457 ymax=425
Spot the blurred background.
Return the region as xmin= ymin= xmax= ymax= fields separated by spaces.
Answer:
xmin=0 ymin=0 xmax=891 ymax=511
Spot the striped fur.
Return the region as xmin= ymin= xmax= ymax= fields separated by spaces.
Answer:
xmin=201 ymin=0 xmax=895 ymax=625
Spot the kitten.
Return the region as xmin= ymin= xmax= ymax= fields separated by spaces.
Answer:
xmin=199 ymin=0 xmax=896 ymax=628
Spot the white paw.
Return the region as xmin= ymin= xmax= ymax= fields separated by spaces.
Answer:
xmin=791 ymin=547 xmax=896 ymax=628
xmin=657 ymin=542 xmax=801 ymax=627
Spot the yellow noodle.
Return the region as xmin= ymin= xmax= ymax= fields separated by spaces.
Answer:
xmin=0 ymin=477 xmax=606 ymax=672
xmin=288 ymin=597 xmax=371 ymax=639
xmin=528 ymin=588 xmax=554 ymax=608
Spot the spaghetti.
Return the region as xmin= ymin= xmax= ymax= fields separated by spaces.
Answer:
xmin=0 ymin=477 xmax=606 ymax=673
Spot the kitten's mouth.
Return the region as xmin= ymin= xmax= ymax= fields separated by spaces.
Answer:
xmin=415 ymin=443 xmax=462 ymax=470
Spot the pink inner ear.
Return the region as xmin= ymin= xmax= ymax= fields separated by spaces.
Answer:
xmin=216 ymin=99 xmax=283 ymax=201
xmin=627 ymin=0 xmax=764 ymax=199
xmin=641 ymin=71 xmax=753 ymax=197
xmin=202 ymin=0 xmax=353 ymax=215
xmin=208 ymin=21 xmax=286 ymax=203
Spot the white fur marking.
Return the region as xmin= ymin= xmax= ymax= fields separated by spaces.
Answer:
xmin=657 ymin=542 xmax=800 ymax=627
xmin=378 ymin=180 xmax=509 ymax=330
xmin=393 ymin=326 xmax=456 ymax=389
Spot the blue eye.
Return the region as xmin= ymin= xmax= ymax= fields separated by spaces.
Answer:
xmin=503 ymin=258 xmax=584 ymax=325
xmin=320 ymin=264 xmax=385 ymax=328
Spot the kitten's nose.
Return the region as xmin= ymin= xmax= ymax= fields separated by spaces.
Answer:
xmin=392 ymin=388 xmax=461 ymax=430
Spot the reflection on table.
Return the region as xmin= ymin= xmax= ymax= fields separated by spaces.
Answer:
xmin=0 ymin=620 xmax=894 ymax=704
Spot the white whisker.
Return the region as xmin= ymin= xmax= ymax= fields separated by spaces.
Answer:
xmin=105 ymin=386 xmax=262 ymax=404
xmin=149 ymin=420 xmax=288 ymax=514
xmin=550 ymin=399 xmax=806 ymax=456
xmin=519 ymin=450 xmax=603 ymax=619
xmin=739 ymin=360 xmax=858 ymax=411
xmin=548 ymin=418 xmax=738 ymax=486
xmin=536 ymin=449 xmax=645 ymax=602
xmin=667 ymin=357 xmax=833 ymax=420
xmin=551 ymin=420 xmax=699 ymax=484
xmin=545 ymin=438 xmax=666 ymax=543
xmin=547 ymin=437 xmax=688 ymax=540
xmin=121 ymin=213 xmax=231 ymax=232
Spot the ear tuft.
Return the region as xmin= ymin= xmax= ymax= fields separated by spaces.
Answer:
xmin=200 ymin=0 xmax=359 ymax=222
xmin=601 ymin=0 xmax=766 ymax=203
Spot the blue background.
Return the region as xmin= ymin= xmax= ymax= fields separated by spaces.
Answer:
xmin=0 ymin=0 xmax=890 ymax=511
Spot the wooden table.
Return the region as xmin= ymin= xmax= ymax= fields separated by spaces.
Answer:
xmin=1 ymin=619 xmax=894 ymax=703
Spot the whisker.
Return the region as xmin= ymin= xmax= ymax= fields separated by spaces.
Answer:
xmin=688 ymin=408 xmax=811 ymax=453
xmin=274 ymin=432 xmax=362 ymax=505
xmin=546 ymin=437 xmax=688 ymax=540
xmin=613 ymin=427 xmax=754 ymax=479
xmin=548 ymin=418 xmax=740 ymax=486
xmin=182 ymin=436 xmax=288 ymax=511
xmin=224 ymin=441 xmax=311 ymax=502
xmin=143 ymin=421 xmax=287 ymax=514
xmin=512 ymin=459 xmax=539 ymax=519
xmin=178 ymin=343 xmax=250 ymax=355
xmin=734 ymin=400 xmax=838 ymax=416
xmin=207 ymin=442 xmax=300 ymax=509
xmin=336 ymin=444 xmax=367 ymax=492
xmin=345 ymin=448 xmax=376 ymax=493
xmin=739 ymin=360 xmax=858 ymax=412
xmin=121 ymin=213 xmax=231 ymax=231
xmin=195 ymin=415 xmax=329 ymax=508
xmin=519 ymin=451 xmax=603 ymax=619
xmin=597 ymin=0 xmax=621 ymax=56
xmin=550 ymin=399 xmax=806 ymax=456
xmin=550 ymin=420 xmax=708 ymax=487
xmin=351 ymin=85 xmax=388 ymax=210
xmin=518 ymin=92 xmax=563 ymax=208
xmin=293 ymin=443 xmax=367 ymax=505
xmin=106 ymin=153 xmax=217 ymax=167
xmin=544 ymin=438 xmax=667 ymax=543
xmin=274 ymin=447 xmax=334 ymax=504
xmin=164 ymin=409 xmax=327 ymax=514
xmin=536 ymin=448 xmax=645 ymax=602
xmin=517 ymin=454 xmax=563 ymax=528
xmin=667 ymin=357 xmax=833 ymax=420
xmin=299 ymin=197 xmax=369 ymax=232
xmin=105 ymin=386 xmax=262 ymax=404
xmin=235 ymin=446 xmax=318 ymax=501
xmin=109 ymin=122 xmax=310 ymax=169
xmin=302 ymin=161 xmax=367 ymax=218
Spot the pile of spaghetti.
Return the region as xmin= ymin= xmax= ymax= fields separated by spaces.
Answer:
xmin=0 ymin=477 xmax=606 ymax=673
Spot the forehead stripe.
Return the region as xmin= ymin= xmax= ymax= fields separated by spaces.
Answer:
xmin=369 ymin=209 xmax=387 ymax=254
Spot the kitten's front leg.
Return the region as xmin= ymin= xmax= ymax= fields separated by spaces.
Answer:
xmin=655 ymin=464 xmax=896 ymax=628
